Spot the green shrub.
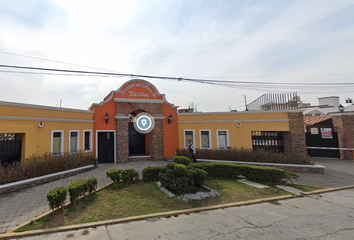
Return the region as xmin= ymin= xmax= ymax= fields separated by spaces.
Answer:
xmin=191 ymin=168 xmax=208 ymax=186
xmin=158 ymin=168 xmax=193 ymax=193
xmin=69 ymin=177 xmax=89 ymax=203
xmin=192 ymin=162 xmax=242 ymax=179
xmin=173 ymin=163 xmax=187 ymax=176
xmin=158 ymin=164 xmax=208 ymax=193
xmin=142 ymin=166 xmax=166 ymax=181
xmin=47 ymin=186 xmax=67 ymax=211
xmin=166 ymin=162 xmax=175 ymax=170
xmin=0 ymin=151 xmax=95 ymax=185
xmin=106 ymin=169 xmax=122 ymax=183
xmin=176 ymin=148 xmax=313 ymax=165
xmin=240 ymin=165 xmax=287 ymax=183
xmin=121 ymin=169 xmax=139 ymax=183
xmin=192 ymin=162 xmax=297 ymax=183
xmin=173 ymin=156 xmax=191 ymax=166
xmin=88 ymin=177 xmax=98 ymax=193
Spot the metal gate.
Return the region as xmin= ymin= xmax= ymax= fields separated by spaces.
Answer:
xmin=0 ymin=133 xmax=23 ymax=165
xmin=97 ymin=132 xmax=115 ymax=163
xmin=251 ymin=131 xmax=284 ymax=153
xmin=129 ymin=122 xmax=145 ymax=155
xmin=305 ymin=127 xmax=339 ymax=158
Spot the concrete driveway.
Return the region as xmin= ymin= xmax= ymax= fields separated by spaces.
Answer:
xmin=295 ymin=158 xmax=354 ymax=187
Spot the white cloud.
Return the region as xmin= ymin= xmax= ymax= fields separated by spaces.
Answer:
xmin=0 ymin=0 xmax=353 ymax=110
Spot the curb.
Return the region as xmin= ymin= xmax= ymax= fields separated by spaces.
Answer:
xmin=0 ymin=165 xmax=95 ymax=196
xmin=1 ymin=185 xmax=354 ymax=239
xmin=301 ymin=184 xmax=354 ymax=195
xmin=1 ymin=181 xmax=114 ymax=238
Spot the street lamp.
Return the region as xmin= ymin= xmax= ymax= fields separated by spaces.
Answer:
xmin=168 ymin=114 xmax=173 ymax=124
xmin=338 ymin=104 xmax=345 ymax=113
xmin=105 ymin=112 xmax=110 ymax=124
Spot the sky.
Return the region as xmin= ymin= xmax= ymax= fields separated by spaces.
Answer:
xmin=0 ymin=0 xmax=354 ymax=112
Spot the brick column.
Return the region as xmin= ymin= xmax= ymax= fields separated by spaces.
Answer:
xmin=283 ymin=112 xmax=307 ymax=157
xmin=116 ymin=118 xmax=129 ymax=163
xmin=332 ymin=114 xmax=354 ymax=160
xmin=149 ymin=119 xmax=164 ymax=161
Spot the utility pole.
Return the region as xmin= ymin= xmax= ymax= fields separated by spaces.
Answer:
xmin=243 ymin=95 xmax=248 ymax=111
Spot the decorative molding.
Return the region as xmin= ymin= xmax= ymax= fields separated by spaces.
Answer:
xmin=179 ymin=119 xmax=289 ymax=124
xmin=89 ymin=79 xmax=179 ymax=109
xmin=0 ymin=101 xmax=93 ymax=113
xmin=114 ymin=114 xmax=130 ymax=119
xmin=0 ymin=116 xmax=95 ymax=123
xmin=114 ymin=98 xmax=165 ymax=104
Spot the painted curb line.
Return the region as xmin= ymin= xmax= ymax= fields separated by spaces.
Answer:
xmin=1 ymin=185 xmax=353 ymax=240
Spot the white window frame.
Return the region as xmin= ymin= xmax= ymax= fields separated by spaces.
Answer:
xmin=96 ymin=130 xmax=116 ymax=163
xmin=199 ymin=130 xmax=212 ymax=149
xmin=51 ymin=130 xmax=64 ymax=155
xmin=83 ymin=130 xmax=92 ymax=153
xmin=183 ymin=129 xmax=195 ymax=149
xmin=216 ymin=130 xmax=230 ymax=150
xmin=69 ymin=130 xmax=80 ymax=153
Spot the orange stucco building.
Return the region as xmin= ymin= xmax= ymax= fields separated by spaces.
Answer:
xmin=0 ymin=79 xmax=308 ymax=165
xmin=89 ymin=79 xmax=179 ymax=163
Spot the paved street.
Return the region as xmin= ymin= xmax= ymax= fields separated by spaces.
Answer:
xmin=20 ymin=188 xmax=354 ymax=240
xmin=0 ymin=158 xmax=353 ymax=235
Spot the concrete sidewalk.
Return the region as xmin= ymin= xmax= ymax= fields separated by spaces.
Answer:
xmin=0 ymin=161 xmax=167 ymax=234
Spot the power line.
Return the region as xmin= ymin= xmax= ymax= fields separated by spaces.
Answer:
xmin=0 ymin=50 xmax=121 ymax=73
xmin=1 ymin=64 xmax=354 ymax=94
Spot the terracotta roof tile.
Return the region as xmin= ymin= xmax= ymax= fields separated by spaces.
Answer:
xmin=303 ymin=115 xmax=332 ymax=126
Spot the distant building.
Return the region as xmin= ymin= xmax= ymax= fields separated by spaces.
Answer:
xmin=301 ymin=96 xmax=354 ymax=116
xmin=178 ymin=108 xmax=194 ymax=113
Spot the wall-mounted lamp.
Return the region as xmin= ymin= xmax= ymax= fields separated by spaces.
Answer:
xmin=168 ymin=114 xmax=173 ymax=124
xmin=338 ymin=104 xmax=345 ymax=113
xmin=105 ymin=112 xmax=110 ymax=124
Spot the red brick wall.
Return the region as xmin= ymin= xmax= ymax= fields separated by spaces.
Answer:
xmin=332 ymin=114 xmax=354 ymax=159
xmin=116 ymin=118 xmax=129 ymax=163
xmin=115 ymin=102 xmax=164 ymax=163
xmin=283 ymin=112 xmax=307 ymax=157
xmin=149 ymin=119 xmax=164 ymax=161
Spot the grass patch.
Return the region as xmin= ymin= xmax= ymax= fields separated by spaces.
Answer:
xmin=16 ymin=178 xmax=291 ymax=232
xmin=290 ymin=184 xmax=325 ymax=192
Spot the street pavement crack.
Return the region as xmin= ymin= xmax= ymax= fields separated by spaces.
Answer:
xmin=106 ymin=225 xmax=114 ymax=240
xmin=297 ymin=227 xmax=354 ymax=240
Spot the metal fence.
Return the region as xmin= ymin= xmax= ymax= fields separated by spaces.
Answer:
xmin=247 ymin=92 xmax=299 ymax=111
xmin=251 ymin=131 xmax=285 ymax=153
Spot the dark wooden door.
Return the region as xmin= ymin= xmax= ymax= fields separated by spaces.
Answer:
xmin=0 ymin=133 xmax=23 ymax=165
xmin=98 ymin=132 xmax=114 ymax=163
xmin=129 ymin=122 xmax=145 ymax=155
